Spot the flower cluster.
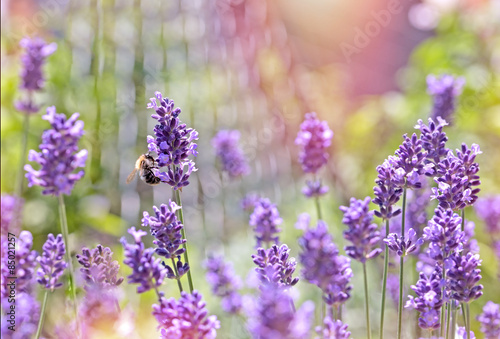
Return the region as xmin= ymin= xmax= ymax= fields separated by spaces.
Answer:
xmin=204 ymin=255 xmax=242 ymax=314
xmin=1 ymin=195 xmax=23 ymax=235
xmin=477 ymin=301 xmax=500 ymax=339
xmin=212 ymin=130 xmax=250 ymax=178
xmin=406 ymin=266 xmax=443 ymax=329
xmin=24 ymin=106 xmax=88 ymax=196
xmin=295 ymin=112 xmax=333 ymax=174
xmin=15 ymin=37 xmax=57 ymax=114
xmin=474 ymin=195 xmax=500 ymax=234
xmin=373 ymin=156 xmax=403 ymax=220
xmin=384 ymin=228 xmax=423 ymax=257
xmin=141 ymin=201 xmax=189 ymax=278
xmin=393 ymin=133 xmax=429 ymax=189
xmin=302 ymin=179 xmax=329 ymax=198
xmin=121 ymin=227 xmax=167 ymax=294
xmin=415 ymin=117 xmax=449 ymax=166
xmin=152 ymin=291 xmax=220 ymax=339
xmin=249 ymin=198 xmax=283 ymax=247
xmin=76 ymin=245 xmax=124 ymax=290
xmin=423 ymin=206 xmax=464 ymax=262
xmin=252 ymin=244 xmax=299 ymax=287
xmin=427 ymin=74 xmax=465 ymax=124
xmin=340 ymin=197 xmax=382 ymax=263
xmin=316 ymin=317 xmax=351 ymax=339
xmin=445 ymin=252 xmax=483 ymax=303
xmin=37 ymin=233 xmax=68 ymax=291
xmin=241 ymin=192 xmax=260 ymax=212
xmin=147 ymin=92 xmax=198 ymax=190
xmin=298 ymin=220 xmax=352 ymax=306
xmin=247 ymin=279 xmax=314 ymax=339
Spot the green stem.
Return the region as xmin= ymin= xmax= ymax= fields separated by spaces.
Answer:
xmin=314 ymin=196 xmax=322 ymax=221
xmin=171 ymin=258 xmax=184 ymax=293
xmin=446 ymin=302 xmax=452 ymax=339
xmin=440 ymin=269 xmax=447 ymax=338
xmin=461 ymin=303 xmax=466 ymax=329
xmin=35 ymin=290 xmax=49 ymax=339
xmin=450 ymin=302 xmax=457 ymax=339
xmin=174 ymin=189 xmax=194 ymax=292
xmin=465 ymin=303 xmax=471 ymax=339
xmin=15 ymin=112 xmax=30 ymax=197
xmin=397 ymin=187 xmax=407 ymax=339
xmin=461 ymin=209 xmax=465 ymax=232
xmin=379 ymin=219 xmax=390 ymax=339
xmin=57 ymin=195 xmax=78 ymax=322
xmin=363 ymin=263 xmax=371 ymax=339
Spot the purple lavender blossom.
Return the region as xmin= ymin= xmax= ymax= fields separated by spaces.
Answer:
xmin=152 ymin=291 xmax=220 ymax=339
xmin=15 ymin=37 xmax=57 ymax=114
xmin=1 ymin=195 xmax=23 ymax=235
xmin=405 ymin=265 xmax=443 ymax=329
xmin=79 ymin=287 xmax=121 ymax=329
xmin=204 ymin=255 xmax=242 ymax=314
xmin=121 ymin=227 xmax=167 ymax=294
xmin=386 ymin=273 xmax=400 ymax=307
xmin=241 ymin=192 xmax=261 ymax=212
xmin=302 ymin=179 xmax=329 ymax=198
xmin=252 ymin=244 xmax=299 ymax=287
xmin=373 ymin=156 xmax=403 ymax=220
xmin=247 ymin=279 xmax=314 ymax=339
xmin=249 ymin=198 xmax=283 ymax=247
xmin=146 ymin=92 xmax=198 ymax=190
xmin=423 ymin=206 xmax=464 ymax=262
xmin=415 ymin=117 xmax=449 ymax=166
xmin=76 ymin=245 xmax=124 ymax=290
xmin=445 ymin=252 xmax=483 ymax=303
xmin=457 ymin=327 xmax=476 ymax=339
xmin=475 ymin=196 xmax=500 ymax=234
xmin=340 ymin=197 xmax=382 ymax=263
xmin=462 ymin=220 xmax=479 ymax=255
xmin=298 ymin=221 xmax=352 ymax=307
xmin=1 ymin=292 xmax=39 ymax=338
xmin=212 ymin=130 xmax=250 ymax=178
xmin=24 ymin=106 xmax=88 ymax=196
xmin=384 ymin=228 xmax=423 ymax=257
xmin=427 ymin=74 xmax=465 ymax=124
xmin=477 ymin=301 xmax=500 ymax=339
xmin=295 ymin=112 xmax=333 ymax=174
xmin=315 ymin=317 xmax=351 ymax=339
xmin=1 ymin=231 xmax=37 ymax=298
xmin=37 ymin=233 xmax=68 ymax=291
xmin=393 ymin=133 xmax=429 ymax=189
xmin=141 ymin=201 xmax=189 ymax=278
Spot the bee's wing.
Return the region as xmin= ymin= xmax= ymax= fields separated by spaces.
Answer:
xmin=126 ymin=168 xmax=138 ymax=184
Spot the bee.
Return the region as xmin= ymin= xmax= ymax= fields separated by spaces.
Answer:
xmin=126 ymin=153 xmax=161 ymax=186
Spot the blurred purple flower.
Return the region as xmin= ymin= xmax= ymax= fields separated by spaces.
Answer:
xmin=386 ymin=273 xmax=400 ymax=307
xmin=474 ymin=195 xmax=500 ymax=234
xmin=340 ymin=197 xmax=382 ymax=263
xmin=76 ymin=245 xmax=124 ymax=290
xmin=457 ymin=327 xmax=476 ymax=339
xmin=79 ymin=287 xmax=121 ymax=331
xmin=423 ymin=206 xmax=464 ymax=262
xmin=121 ymin=227 xmax=167 ymax=294
xmin=462 ymin=220 xmax=479 ymax=255
xmin=252 ymin=244 xmax=299 ymax=287
xmin=389 ymin=183 xmax=430 ymax=239
xmin=445 ymin=252 xmax=483 ymax=303
xmin=142 ymin=201 xmax=189 ymax=278
xmin=427 ymin=74 xmax=465 ymax=124
xmin=415 ymin=117 xmax=449 ymax=167
xmin=248 ymin=279 xmax=314 ymax=339
xmin=152 ymin=290 xmax=220 ymax=339
xmin=295 ymin=112 xmax=333 ymax=174
xmin=315 ymin=317 xmax=351 ymax=339
xmin=406 ymin=265 xmax=443 ymax=329
xmin=204 ymin=255 xmax=242 ymax=314
xmin=302 ymin=179 xmax=329 ymax=199
xmin=1 ymin=292 xmax=39 ymax=339
xmin=212 ymin=129 xmax=250 ymax=178
xmin=384 ymin=228 xmax=423 ymax=257
xmin=298 ymin=221 xmax=352 ymax=307
xmin=1 ymin=195 xmax=23 ymax=235
xmin=477 ymin=301 xmax=500 ymax=339
xmin=373 ymin=156 xmax=403 ymax=220
xmin=147 ymin=92 xmax=198 ymax=190
xmin=1 ymin=231 xmax=37 ymax=298
xmin=24 ymin=106 xmax=88 ymax=196
xmin=241 ymin=192 xmax=260 ymax=212
xmin=37 ymin=233 xmax=68 ymax=291
xmin=249 ymin=198 xmax=283 ymax=247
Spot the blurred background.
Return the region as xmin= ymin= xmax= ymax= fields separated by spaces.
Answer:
xmin=1 ymin=0 xmax=500 ymax=338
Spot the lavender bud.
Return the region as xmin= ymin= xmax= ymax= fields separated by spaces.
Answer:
xmin=204 ymin=256 xmax=242 ymax=314
xmin=252 ymin=244 xmax=299 ymax=287
xmin=477 ymin=301 xmax=500 ymax=339
xmin=427 ymin=74 xmax=465 ymax=124
xmin=445 ymin=252 xmax=483 ymax=303
xmin=384 ymin=228 xmax=424 ymax=257
xmin=37 ymin=234 xmax=68 ymax=291
xmin=302 ymin=179 xmax=329 ymax=199
xmin=249 ymin=198 xmax=283 ymax=247
xmin=315 ymin=317 xmax=351 ymax=339
xmin=212 ymin=130 xmax=250 ymax=178
xmin=76 ymin=245 xmax=124 ymax=290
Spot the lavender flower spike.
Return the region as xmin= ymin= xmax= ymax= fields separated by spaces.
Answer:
xmin=252 ymin=244 xmax=299 ymax=287
xmin=295 ymin=112 xmax=333 ymax=174
xmin=76 ymin=245 xmax=124 ymax=290
xmin=302 ymin=179 xmax=329 ymax=198
xmin=315 ymin=317 xmax=351 ymax=339
xmin=24 ymin=106 xmax=88 ymax=196
xmin=212 ymin=130 xmax=250 ymax=178
xmin=37 ymin=234 xmax=68 ymax=291
xmin=121 ymin=227 xmax=167 ymax=294
xmin=427 ymin=74 xmax=465 ymax=124
xmin=384 ymin=228 xmax=424 ymax=257
xmin=477 ymin=301 xmax=500 ymax=339
xmin=153 ymin=290 xmax=220 ymax=339
xmin=340 ymin=197 xmax=382 ymax=263
xmin=373 ymin=156 xmax=403 ymax=220
xmin=414 ymin=117 xmax=449 ymax=166
xmin=146 ymin=92 xmax=198 ymax=190
xmin=204 ymin=256 xmax=242 ymax=314
xmin=445 ymin=252 xmax=483 ymax=303
xmin=249 ymin=198 xmax=283 ymax=247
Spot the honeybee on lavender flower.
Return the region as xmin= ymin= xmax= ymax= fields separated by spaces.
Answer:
xmin=126 ymin=153 xmax=161 ymax=186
